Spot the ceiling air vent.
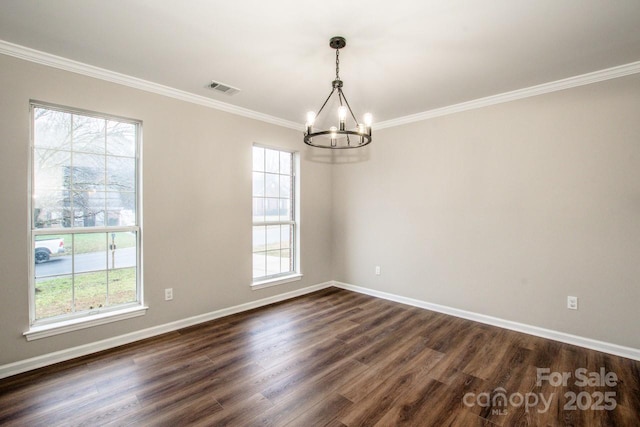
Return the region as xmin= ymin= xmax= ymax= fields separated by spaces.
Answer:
xmin=207 ymin=81 xmax=240 ymax=96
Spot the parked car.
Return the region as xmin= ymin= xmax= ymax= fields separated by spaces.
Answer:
xmin=35 ymin=238 xmax=65 ymax=263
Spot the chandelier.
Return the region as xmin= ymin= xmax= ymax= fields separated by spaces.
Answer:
xmin=304 ymin=37 xmax=372 ymax=149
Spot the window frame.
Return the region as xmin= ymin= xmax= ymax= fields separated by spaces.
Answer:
xmin=26 ymin=101 xmax=145 ymax=337
xmin=251 ymin=144 xmax=301 ymax=288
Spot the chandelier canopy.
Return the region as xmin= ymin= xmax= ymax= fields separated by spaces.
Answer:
xmin=304 ymin=37 xmax=372 ymax=149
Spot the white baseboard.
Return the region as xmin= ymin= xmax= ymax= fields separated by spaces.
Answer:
xmin=0 ymin=281 xmax=333 ymax=379
xmin=3 ymin=279 xmax=638 ymax=379
xmin=331 ymin=281 xmax=640 ymax=362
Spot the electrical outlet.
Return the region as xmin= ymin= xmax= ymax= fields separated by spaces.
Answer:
xmin=165 ymin=288 xmax=173 ymax=301
xmin=375 ymin=266 xmax=381 ymax=275
xmin=567 ymin=296 xmax=578 ymax=310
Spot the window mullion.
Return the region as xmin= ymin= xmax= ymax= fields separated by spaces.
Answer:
xmin=69 ymin=114 xmax=74 ymax=228
xmin=104 ymin=120 xmax=108 ymax=232
xmin=253 ymin=220 xmax=295 ymax=226
xmin=105 ymin=232 xmax=110 ymax=307
xmin=32 ymin=226 xmax=139 ymax=236
xmin=71 ymin=234 xmax=76 ymax=314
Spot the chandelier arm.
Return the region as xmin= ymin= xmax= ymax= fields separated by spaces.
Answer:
xmin=315 ymin=87 xmax=336 ymax=118
xmin=338 ymin=89 xmax=359 ymax=124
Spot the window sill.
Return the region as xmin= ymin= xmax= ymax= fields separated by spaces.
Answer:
xmin=24 ymin=306 xmax=148 ymax=341
xmin=251 ymin=273 xmax=303 ymax=290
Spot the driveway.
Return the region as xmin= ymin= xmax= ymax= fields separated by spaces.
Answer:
xmin=35 ymin=247 xmax=137 ymax=277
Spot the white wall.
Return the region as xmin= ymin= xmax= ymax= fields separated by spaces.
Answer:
xmin=0 ymin=54 xmax=333 ymax=365
xmin=332 ymin=74 xmax=640 ymax=349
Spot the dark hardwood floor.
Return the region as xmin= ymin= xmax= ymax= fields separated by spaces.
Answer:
xmin=1 ymin=287 xmax=639 ymax=426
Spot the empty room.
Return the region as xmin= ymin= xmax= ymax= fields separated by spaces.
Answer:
xmin=1 ymin=1 xmax=639 ymax=426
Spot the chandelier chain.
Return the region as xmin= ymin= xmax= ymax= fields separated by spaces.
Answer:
xmin=335 ymin=48 xmax=340 ymax=80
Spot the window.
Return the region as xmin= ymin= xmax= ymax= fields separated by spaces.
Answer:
xmin=29 ymin=102 xmax=142 ymax=330
xmin=252 ymin=145 xmax=299 ymax=285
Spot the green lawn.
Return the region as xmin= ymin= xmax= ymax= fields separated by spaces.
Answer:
xmin=35 ymin=268 xmax=137 ymax=319
xmin=36 ymin=232 xmax=136 ymax=255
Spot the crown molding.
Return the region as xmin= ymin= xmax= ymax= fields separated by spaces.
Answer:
xmin=3 ymin=39 xmax=639 ymax=132
xmin=375 ymin=60 xmax=640 ymax=130
xmin=0 ymin=39 xmax=301 ymax=131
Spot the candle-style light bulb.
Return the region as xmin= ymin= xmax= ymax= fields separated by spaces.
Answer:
xmin=338 ymin=106 xmax=347 ymax=131
xmin=306 ymin=111 xmax=316 ymax=134
xmin=363 ymin=113 xmax=372 ymax=136
xmin=306 ymin=111 xmax=316 ymax=125
xmin=358 ymin=123 xmax=365 ymax=144
xmin=330 ymin=126 xmax=337 ymax=147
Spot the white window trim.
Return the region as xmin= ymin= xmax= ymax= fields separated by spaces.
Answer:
xmin=251 ymin=273 xmax=303 ymax=290
xmin=27 ymin=101 xmax=144 ymax=334
xmin=251 ymin=144 xmax=301 ymax=286
xmin=24 ymin=305 xmax=148 ymax=341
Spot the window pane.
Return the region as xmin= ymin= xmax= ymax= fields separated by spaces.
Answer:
xmin=73 ymin=115 xmax=105 ymax=154
xmin=279 ymin=175 xmax=291 ymax=199
xmin=266 ymin=225 xmax=280 ymax=250
xmin=253 ymin=226 xmax=266 ymax=252
xmin=32 ymin=149 xmax=72 ymax=229
xmin=280 ymin=152 xmax=291 ymax=175
xmin=71 ymin=191 xmax=106 ymax=227
xmin=253 ymin=198 xmax=265 ymax=222
xmin=107 ymin=192 xmax=136 ymax=226
xmin=109 ymin=267 xmax=137 ymax=306
xmin=72 ymin=153 xmax=106 ymax=191
xmin=108 ymin=231 xmax=137 ymax=270
xmin=34 ymin=149 xmax=71 ymax=191
xmin=253 ymin=252 xmax=266 ymax=279
xmin=35 ymin=274 xmax=72 ymax=320
xmin=75 ymin=270 xmax=108 ymax=312
xmin=253 ymin=172 xmax=265 ymax=197
xmin=253 ymin=146 xmax=265 ymax=172
xmin=34 ymin=234 xmax=70 ymax=273
xmin=279 ymin=199 xmax=291 ymax=221
xmin=266 ymin=250 xmax=281 ymax=275
xmin=265 ymin=173 xmax=279 ymax=197
xmin=34 ymin=108 xmax=71 ymax=150
xmin=106 ymin=121 xmax=136 ymax=157
xmin=281 ymin=225 xmax=291 ymax=249
xmin=107 ymin=156 xmax=135 ymax=192
xmin=33 ymin=233 xmax=116 ymax=318
xmin=265 ymin=198 xmax=279 ymax=222
xmin=73 ymin=233 xmax=108 ymax=274
xmin=281 ymin=249 xmax=292 ymax=273
xmin=265 ymin=149 xmax=279 ymax=173
xmin=34 ymin=190 xmax=70 ymax=229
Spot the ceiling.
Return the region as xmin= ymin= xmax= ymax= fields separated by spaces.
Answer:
xmin=1 ymin=0 xmax=640 ymax=127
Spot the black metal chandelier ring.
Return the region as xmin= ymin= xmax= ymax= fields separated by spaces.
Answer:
xmin=304 ymin=36 xmax=372 ymax=149
xmin=303 ymin=129 xmax=372 ymax=148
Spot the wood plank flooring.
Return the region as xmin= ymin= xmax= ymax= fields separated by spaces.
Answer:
xmin=1 ymin=287 xmax=639 ymax=426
